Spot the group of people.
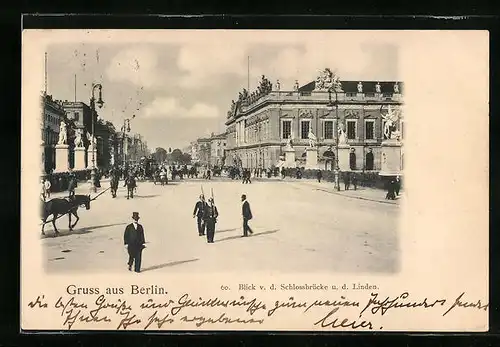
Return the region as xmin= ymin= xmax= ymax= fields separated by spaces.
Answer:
xmin=40 ymin=172 xmax=79 ymax=202
xmin=386 ymin=176 xmax=401 ymax=200
xmin=122 ymin=193 xmax=254 ymax=274
xmin=192 ymin=193 xmax=253 ymax=244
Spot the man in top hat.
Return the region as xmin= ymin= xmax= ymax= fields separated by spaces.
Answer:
xmin=203 ymin=197 xmax=219 ymax=243
xmin=241 ymin=194 xmax=253 ymax=237
xmin=193 ymin=194 xmax=207 ymax=236
xmin=123 ymin=212 xmax=146 ymax=273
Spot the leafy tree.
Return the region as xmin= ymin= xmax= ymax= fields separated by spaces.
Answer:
xmin=170 ymin=148 xmax=183 ymax=163
xmin=154 ymin=147 xmax=168 ymax=163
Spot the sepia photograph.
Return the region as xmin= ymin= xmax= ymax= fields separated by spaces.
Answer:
xmin=21 ymin=29 xmax=488 ymax=331
xmin=38 ymin=38 xmax=403 ymax=274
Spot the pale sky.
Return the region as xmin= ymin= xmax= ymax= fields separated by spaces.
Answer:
xmin=45 ymin=32 xmax=399 ymax=150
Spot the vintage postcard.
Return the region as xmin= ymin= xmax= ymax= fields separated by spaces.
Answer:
xmin=21 ymin=29 xmax=489 ymax=331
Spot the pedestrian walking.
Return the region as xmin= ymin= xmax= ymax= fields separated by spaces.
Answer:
xmin=241 ymin=194 xmax=254 ymax=237
xmin=343 ymin=173 xmax=350 ymax=190
xmin=43 ymin=177 xmax=51 ymax=200
xmin=123 ymin=212 xmax=146 ymax=273
xmin=316 ymin=170 xmax=322 ymax=183
xmin=351 ymin=173 xmax=357 ymax=191
xmin=395 ymin=176 xmax=401 ymax=196
xmin=68 ymin=173 xmax=77 ymax=200
xmin=386 ymin=178 xmax=396 ymax=200
xmin=40 ymin=178 xmax=46 ymax=201
xmin=204 ymin=197 xmax=219 ymax=243
xmin=193 ymin=194 xmax=207 ymax=236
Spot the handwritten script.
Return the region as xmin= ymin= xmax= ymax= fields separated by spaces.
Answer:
xmin=26 ymin=291 xmax=488 ymax=330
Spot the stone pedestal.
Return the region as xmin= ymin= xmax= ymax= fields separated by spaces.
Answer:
xmin=284 ymin=148 xmax=296 ymax=168
xmin=86 ymin=146 xmax=97 ymax=169
xmin=305 ymin=147 xmax=318 ymax=169
xmin=54 ymin=144 xmax=69 ymax=173
xmin=74 ymin=146 xmax=86 ymax=170
xmin=337 ymin=144 xmax=351 ymax=171
xmin=379 ymin=139 xmax=402 ymax=176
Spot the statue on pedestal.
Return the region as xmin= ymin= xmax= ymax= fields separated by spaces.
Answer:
xmin=357 ymin=82 xmax=363 ymax=93
xmin=307 ymin=128 xmax=317 ymax=148
xmin=294 ymin=80 xmax=299 ymax=91
xmin=375 ymin=82 xmax=381 ymax=93
xmin=394 ymin=83 xmax=399 ymax=93
xmin=338 ymin=122 xmax=347 ymax=144
xmin=57 ymin=120 xmax=67 ymax=145
xmin=74 ymin=128 xmax=84 ymax=148
xmin=275 ymin=79 xmax=280 ymax=91
xmin=86 ymin=131 xmax=95 ymax=150
xmin=381 ymin=105 xmax=401 ymax=140
xmin=285 ymin=137 xmax=293 ymax=151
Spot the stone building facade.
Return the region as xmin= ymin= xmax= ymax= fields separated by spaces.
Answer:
xmin=41 ymin=94 xmax=66 ymax=173
xmin=209 ymin=133 xmax=227 ymax=167
xmin=224 ymin=71 xmax=404 ymax=171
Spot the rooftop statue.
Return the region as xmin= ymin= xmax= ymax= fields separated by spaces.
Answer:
xmin=314 ymin=68 xmax=343 ymax=92
xmin=357 ymin=82 xmax=363 ymax=93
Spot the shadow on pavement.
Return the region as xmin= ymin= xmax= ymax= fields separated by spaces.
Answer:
xmin=216 ymin=229 xmax=279 ymax=243
xmin=40 ymin=222 xmax=127 ymax=239
xmin=216 ymin=228 xmax=238 ymax=233
xmin=141 ymin=258 xmax=200 ymax=272
xmin=135 ymin=195 xmax=161 ymax=199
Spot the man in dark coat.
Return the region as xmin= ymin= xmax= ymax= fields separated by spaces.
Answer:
xmin=193 ymin=194 xmax=207 ymax=236
xmin=316 ymin=170 xmax=322 ymax=183
xmin=68 ymin=173 xmax=77 ymax=200
xmin=124 ymin=173 xmax=137 ymax=199
xmin=123 ymin=212 xmax=146 ymax=273
xmin=241 ymin=194 xmax=253 ymax=237
xmin=203 ymin=197 xmax=219 ymax=243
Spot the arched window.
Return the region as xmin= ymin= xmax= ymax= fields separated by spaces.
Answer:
xmin=365 ymin=150 xmax=374 ymax=170
xmin=349 ymin=151 xmax=356 ymax=170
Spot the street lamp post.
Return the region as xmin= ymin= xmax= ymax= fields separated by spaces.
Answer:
xmin=328 ymin=88 xmax=341 ymax=191
xmin=121 ymin=116 xmax=134 ymax=169
xmin=90 ymin=83 xmax=104 ymax=192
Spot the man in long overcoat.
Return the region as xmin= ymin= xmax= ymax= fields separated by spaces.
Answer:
xmin=204 ymin=198 xmax=219 ymax=243
xmin=123 ymin=212 xmax=146 ymax=273
xmin=241 ymin=194 xmax=254 ymax=237
xmin=193 ymin=195 xmax=207 ymax=236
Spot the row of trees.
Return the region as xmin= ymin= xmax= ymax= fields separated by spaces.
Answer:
xmin=153 ymin=147 xmax=192 ymax=164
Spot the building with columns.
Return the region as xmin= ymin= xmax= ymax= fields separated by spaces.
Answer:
xmin=209 ymin=132 xmax=227 ymax=167
xmin=224 ymin=71 xmax=404 ymax=171
xmin=41 ymin=94 xmax=66 ymax=173
xmin=195 ymin=137 xmax=212 ymax=166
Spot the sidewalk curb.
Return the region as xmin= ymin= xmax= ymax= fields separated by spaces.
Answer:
xmin=314 ymin=188 xmax=399 ymax=205
xmin=297 ymin=180 xmax=400 ymax=205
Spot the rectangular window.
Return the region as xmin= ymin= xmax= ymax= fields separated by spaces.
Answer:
xmin=324 ymin=120 xmax=334 ymax=139
xmin=74 ymin=112 xmax=79 ymax=121
xmin=300 ymin=120 xmax=310 ymax=139
xmin=365 ymin=120 xmax=375 ymax=140
xmin=347 ymin=120 xmax=356 ymax=140
xmin=346 ymin=93 xmax=357 ymax=97
xmin=365 ymin=93 xmax=375 ymax=97
xmin=401 ymin=121 xmax=404 ymax=139
xmin=282 ymin=120 xmax=291 ymax=139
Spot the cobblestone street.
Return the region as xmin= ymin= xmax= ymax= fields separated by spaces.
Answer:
xmin=42 ymin=178 xmax=400 ymax=274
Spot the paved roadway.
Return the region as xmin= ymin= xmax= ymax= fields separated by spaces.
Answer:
xmin=42 ymin=178 xmax=400 ymax=274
